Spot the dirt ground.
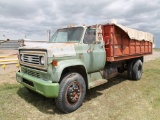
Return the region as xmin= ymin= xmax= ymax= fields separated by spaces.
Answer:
xmin=144 ymin=51 xmax=160 ymax=62
xmin=0 ymin=50 xmax=160 ymax=84
xmin=0 ymin=50 xmax=18 ymax=84
xmin=0 ymin=50 xmax=18 ymax=55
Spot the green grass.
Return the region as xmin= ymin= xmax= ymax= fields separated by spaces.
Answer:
xmin=1 ymin=59 xmax=160 ymax=120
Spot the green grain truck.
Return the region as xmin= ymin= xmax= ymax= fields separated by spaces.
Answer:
xmin=16 ymin=23 xmax=154 ymax=113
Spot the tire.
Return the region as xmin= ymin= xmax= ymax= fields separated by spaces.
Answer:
xmin=132 ymin=59 xmax=143 ymax=80
xmin=127 ymin=60 xmax=134 ymax=79
xmin=55 ymin=73 xmax=86 ymax=113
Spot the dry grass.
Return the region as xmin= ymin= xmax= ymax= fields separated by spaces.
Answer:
xmin=0 ymin=64 xmax=19 ymax=84
xmin=0 ymin=59 xmax=160 ymax=120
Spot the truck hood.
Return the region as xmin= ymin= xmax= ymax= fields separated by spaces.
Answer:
xmin=21 ymin=42 xmax=77 ymax=57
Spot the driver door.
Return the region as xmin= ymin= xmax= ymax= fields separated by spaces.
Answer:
xmin=82 ymin=28 xmax=106 ymax=73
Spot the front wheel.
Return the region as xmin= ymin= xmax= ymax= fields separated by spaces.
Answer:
xmin=55 ymin=73 xmax=86 ymax=113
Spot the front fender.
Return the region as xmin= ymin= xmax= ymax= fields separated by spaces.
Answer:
xmin=51 ymin=59 xmax=87 ymax=82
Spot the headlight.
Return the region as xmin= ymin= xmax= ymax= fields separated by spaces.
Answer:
xmin=40 ymin=56 xmax=45 ymax=65
xmin=20 ymin=54 xmax=24 ymax=61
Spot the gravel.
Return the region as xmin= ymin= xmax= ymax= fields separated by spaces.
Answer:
xmin=144 ymin=51 xmax=160 ymax=62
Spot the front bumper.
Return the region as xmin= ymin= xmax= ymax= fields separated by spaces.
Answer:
xmin=16 ymin=71 xmax=59 ymax=98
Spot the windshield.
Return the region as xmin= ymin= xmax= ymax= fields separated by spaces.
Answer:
xmin=49 ymin=27 xmax=84 ymax=43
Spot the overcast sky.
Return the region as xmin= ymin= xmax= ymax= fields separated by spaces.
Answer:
xmin=0 ymin=0 xmax=160 ymax=47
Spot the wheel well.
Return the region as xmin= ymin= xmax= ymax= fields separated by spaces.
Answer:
xmin=117 ymin=56 xmax=144 ymax=73
xmin=126 ymin=56 xmax=144 ymax=70
xmin=60 ymin=65 xmax=88 ymax=89
xmin=127 ymin=56 xmax=144 ymax=64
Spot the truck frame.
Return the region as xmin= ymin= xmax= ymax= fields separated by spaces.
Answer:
xmin=16 ymin=23 xmax=154 ymax=113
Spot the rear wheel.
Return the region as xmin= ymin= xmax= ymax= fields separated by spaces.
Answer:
xmin=132 ymin=59 xmax=143 ymax=80
xmin=55 ymin=73 xmax=86 ymax=113
xmin=127 ymin=60 xmax=134 ymax=79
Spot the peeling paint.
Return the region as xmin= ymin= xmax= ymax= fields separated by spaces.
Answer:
xmin=52 ymin=45 xmax=76 ymax=57
xmin=21 ymin=42 xmax=77 ymax=57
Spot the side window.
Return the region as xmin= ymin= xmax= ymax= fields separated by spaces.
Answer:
xmin=83 ymin=29 xmax=96 ymax=44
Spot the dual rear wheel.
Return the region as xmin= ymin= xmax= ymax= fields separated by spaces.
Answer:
xmin=127 ymin=59 xmax=143 ymax=80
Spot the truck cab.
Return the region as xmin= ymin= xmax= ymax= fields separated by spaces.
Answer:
xmin=16 ymin=25 xmax=107 ymax=113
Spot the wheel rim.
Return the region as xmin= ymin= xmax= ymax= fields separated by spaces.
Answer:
xmin=66 ymin=81 xmax=82 ymax=105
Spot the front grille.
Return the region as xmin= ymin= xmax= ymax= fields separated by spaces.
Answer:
xmin=24 ymin=69 xmax=40 ymax=78
xmin=19 ymin=51 xmax=47 ymax=70
xmin=23 ymin=54 xmax=40 ymax=65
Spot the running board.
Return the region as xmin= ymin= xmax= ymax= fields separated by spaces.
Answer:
xmin=89 ymin=79 xmax=108 ymax=89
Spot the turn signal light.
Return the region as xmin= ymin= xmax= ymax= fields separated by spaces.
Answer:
xmin=52 ymin=60 xmax=58 ymax=66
